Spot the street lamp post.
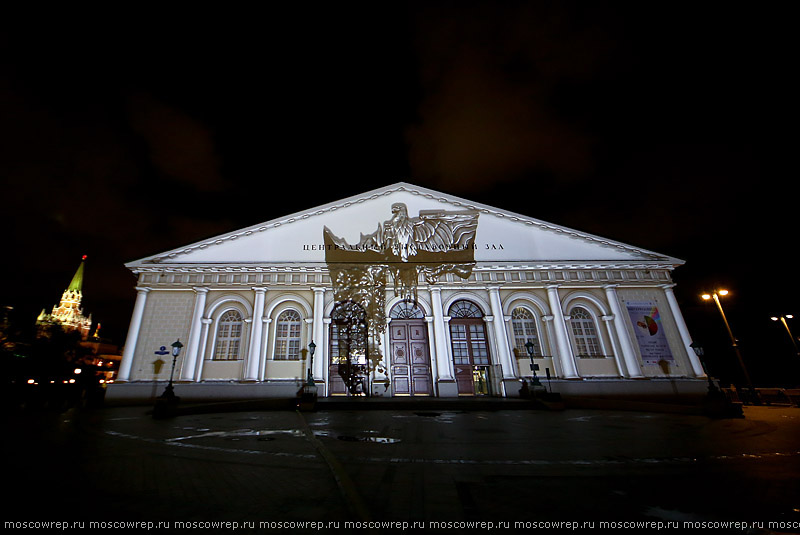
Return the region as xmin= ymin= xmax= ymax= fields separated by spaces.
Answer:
xmin=298 ymin=341 xmax=318 ymax=411
xmin=701 ymin=290 xmax=758 ymax=404
xmin=770 ymin=315 xmax=799 ymax=358
xmin=161 ymin=339 xmax=183 ymax=400
xmin=524 ymin=340 xmax=542 ymax=387
xmin=306 ymin=341 xmax=317 ymax=386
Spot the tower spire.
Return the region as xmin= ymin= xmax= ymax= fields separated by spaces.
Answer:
xmin=68 ymin=255 xmax=87 ymax=292
xmin=35 ymin=254 xmax=92 ymax=339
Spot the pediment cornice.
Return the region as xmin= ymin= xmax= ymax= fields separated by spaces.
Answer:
xmin=126 ymin=182 xmax=683 ymax=268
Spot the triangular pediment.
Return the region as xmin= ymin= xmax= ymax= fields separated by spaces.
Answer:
xmin=126 ymin=182 xmax=682 ymax=268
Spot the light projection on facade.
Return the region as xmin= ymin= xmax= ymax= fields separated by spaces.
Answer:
xmin=323 ymin=203 xmax=479 ymax=394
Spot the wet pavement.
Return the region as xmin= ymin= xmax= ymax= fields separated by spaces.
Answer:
xmin=6 ymin=402 xmax=800 ymax=533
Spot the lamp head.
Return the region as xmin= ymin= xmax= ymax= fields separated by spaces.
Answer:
xmin=308 ymin=341 xmax=316 ymax=356
xmin=524 ymin=340 xmax=535 ymax=356
xmin=171 ymin=339 xmax=183 ymax=357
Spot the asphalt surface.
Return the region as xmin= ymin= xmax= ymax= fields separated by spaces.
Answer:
xmin=6 ymin=402 xmax=800 ymax=534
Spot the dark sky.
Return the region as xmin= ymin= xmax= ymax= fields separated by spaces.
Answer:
xmin=1 ymin=3 xmax=797 ymax=384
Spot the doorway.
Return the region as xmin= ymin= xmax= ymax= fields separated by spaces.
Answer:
xmin=388 ymin=301 xmax=432 ymax=396
xmin=448 ymin=300 xmax=493 ymax=396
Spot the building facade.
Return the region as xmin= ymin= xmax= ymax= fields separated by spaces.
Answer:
xmin=108 ymin=183 xmax=706 ymax=402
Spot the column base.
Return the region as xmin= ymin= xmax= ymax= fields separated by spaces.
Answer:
xmin=436 ymin=380 xmax=459 ymax=398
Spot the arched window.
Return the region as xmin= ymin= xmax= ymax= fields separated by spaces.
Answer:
xmin=390 ymin=300 xmax=425 ymax=319
xmin=214 ymin=310 xmax=243 ymax=360
xmin=511 ymin=307 xmax=542 ymax=357
xmin=569 ymin=306 xmax=602 ymax=358
xmin=449 ymin=300 xmax=483 ymax=318
xmin=274 ymin=310 xmax=302 ymax=360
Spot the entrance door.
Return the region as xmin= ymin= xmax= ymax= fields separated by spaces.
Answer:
xmin=390 ymin=320 xmax=433 ymax=396
xmin=329 ymin=301 xmax=368 ymax=396
xmin=448 ymin=300 xmax=492 ymax=396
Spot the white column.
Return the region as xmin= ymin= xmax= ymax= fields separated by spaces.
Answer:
xmin=488 ymin=286 xmax=515 ymax=379
xmin=180 ymin=287 xmax=208 ymax=382
xmin=311 ymin=287 xmax=326 ymax=381
xmin=259 ymin=318 xmax=272 ymax=380
xmin=663 ymin=284 xmax=706 ymax=377
xmin=602 ymin=315 xmax=626 ymax=377
xmin=118 ymin=287 xmax=150 ymax=382
xmin=541 ymin=315 xmax=563 ymax=377
xmin=546 ymin=285 xmax=579 ymax=379
xmin=604 ymin=285 xmax=644 ymax=378
xmin=245 ymin=287 xmax=266 ymax=381
xmin=193 ymin=318 xmax=212 ymax=381
xmin=429 ymin=287 xmax=454 ymax=380
xmin=322 ymin=317 xmax=332 ymax=394
xmin=425 ymin=316 xmax=439 ymax=380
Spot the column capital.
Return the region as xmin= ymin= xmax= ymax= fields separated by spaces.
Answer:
xmin=252 ymin=287 xmax=267 ymax=294
xmin=660 ymin=284 xmax=677 ymax=290
xmin=429 ymin=286 xmax=442 ymax=294
xmin=486 ymin=285 xmax=501 ymax=293
xmin=311 ymin=286 xmax=328 ymax=294
xmin=601 ymin=315 xmax=615 ymax=321
xmin=545 ymin=284 xmax=561 ymax=291
xmin=135 ymin=286 xmax=152 ymax=294
xmin=603 ymin=284 xmax=620 ymax=290
xmin=192 ymin=286 xmax=210 ymax=294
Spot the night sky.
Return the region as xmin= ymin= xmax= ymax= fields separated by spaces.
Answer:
xmin=2 ymin=4 xmax=797 ymax=385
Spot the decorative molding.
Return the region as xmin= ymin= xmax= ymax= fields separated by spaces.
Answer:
xmin=126 ymin=183 xmax=682 ymax=266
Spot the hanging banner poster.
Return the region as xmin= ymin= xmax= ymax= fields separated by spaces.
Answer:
xmin=625 ymin=301 xmax=673 ymax=365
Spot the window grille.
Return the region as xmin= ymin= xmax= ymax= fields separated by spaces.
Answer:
xmin=569 ymin=306 xmax=602 ymax=357
xmin=448 ymin=300 xmax=483 ymax=318
xmin=390 ymin=301 xmax=425 ymax=319
xmin=274 ymin=310 xmax=302 ymax=360
xmin=214 ymin=310 xmax=243 ymax=360
xmin=511 ymin=307 xmax=542 ymax=357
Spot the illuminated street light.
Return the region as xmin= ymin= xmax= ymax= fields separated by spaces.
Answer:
xmin=160 ymin=339 xmax=183 ymax=400
xmin=770 ymin=315 xmax=799 ymax=357
xmin=306 ymin=341 xmax=317 ymax=386
xmin=701 ymin=289 xmax=758 ymax=403
xmin=524 ymin=340 xmax=542 ymax=387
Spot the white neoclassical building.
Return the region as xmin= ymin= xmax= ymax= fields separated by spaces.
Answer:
xmin=107 ymin=182 xmax=707 ymax=402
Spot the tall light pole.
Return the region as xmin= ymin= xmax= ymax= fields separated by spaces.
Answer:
xmin=524 ymin=340 xmax=541 ymax=387
xmin=770 ymin=315 xmax=799 ymax=358
xmin=161 ymin=339 xmax=183 ymax=400
xmin=306 ymin=341 xmax=317 ymax=386
xmin=701 ymin=290 xmax=758 ymax=403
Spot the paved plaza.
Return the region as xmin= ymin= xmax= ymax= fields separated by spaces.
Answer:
xmin=6 ymin=402 xmax=800 ymax=533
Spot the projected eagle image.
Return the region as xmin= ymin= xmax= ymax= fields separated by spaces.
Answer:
xmin=323 ymin=202 xmax=480 ymax=311
xmin=323 ymin=202 xmax=479 ymax=264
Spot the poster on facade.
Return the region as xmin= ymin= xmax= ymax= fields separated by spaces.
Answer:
xmin=625 ymin=301 xmax=673 ymax=365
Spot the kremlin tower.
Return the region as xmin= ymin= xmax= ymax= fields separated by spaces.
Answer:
xmin=36 ymin=256 xmax=93 ymax=339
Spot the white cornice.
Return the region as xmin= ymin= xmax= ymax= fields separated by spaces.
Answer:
xmin=129 ymin=261 xmax=678 ymax=274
